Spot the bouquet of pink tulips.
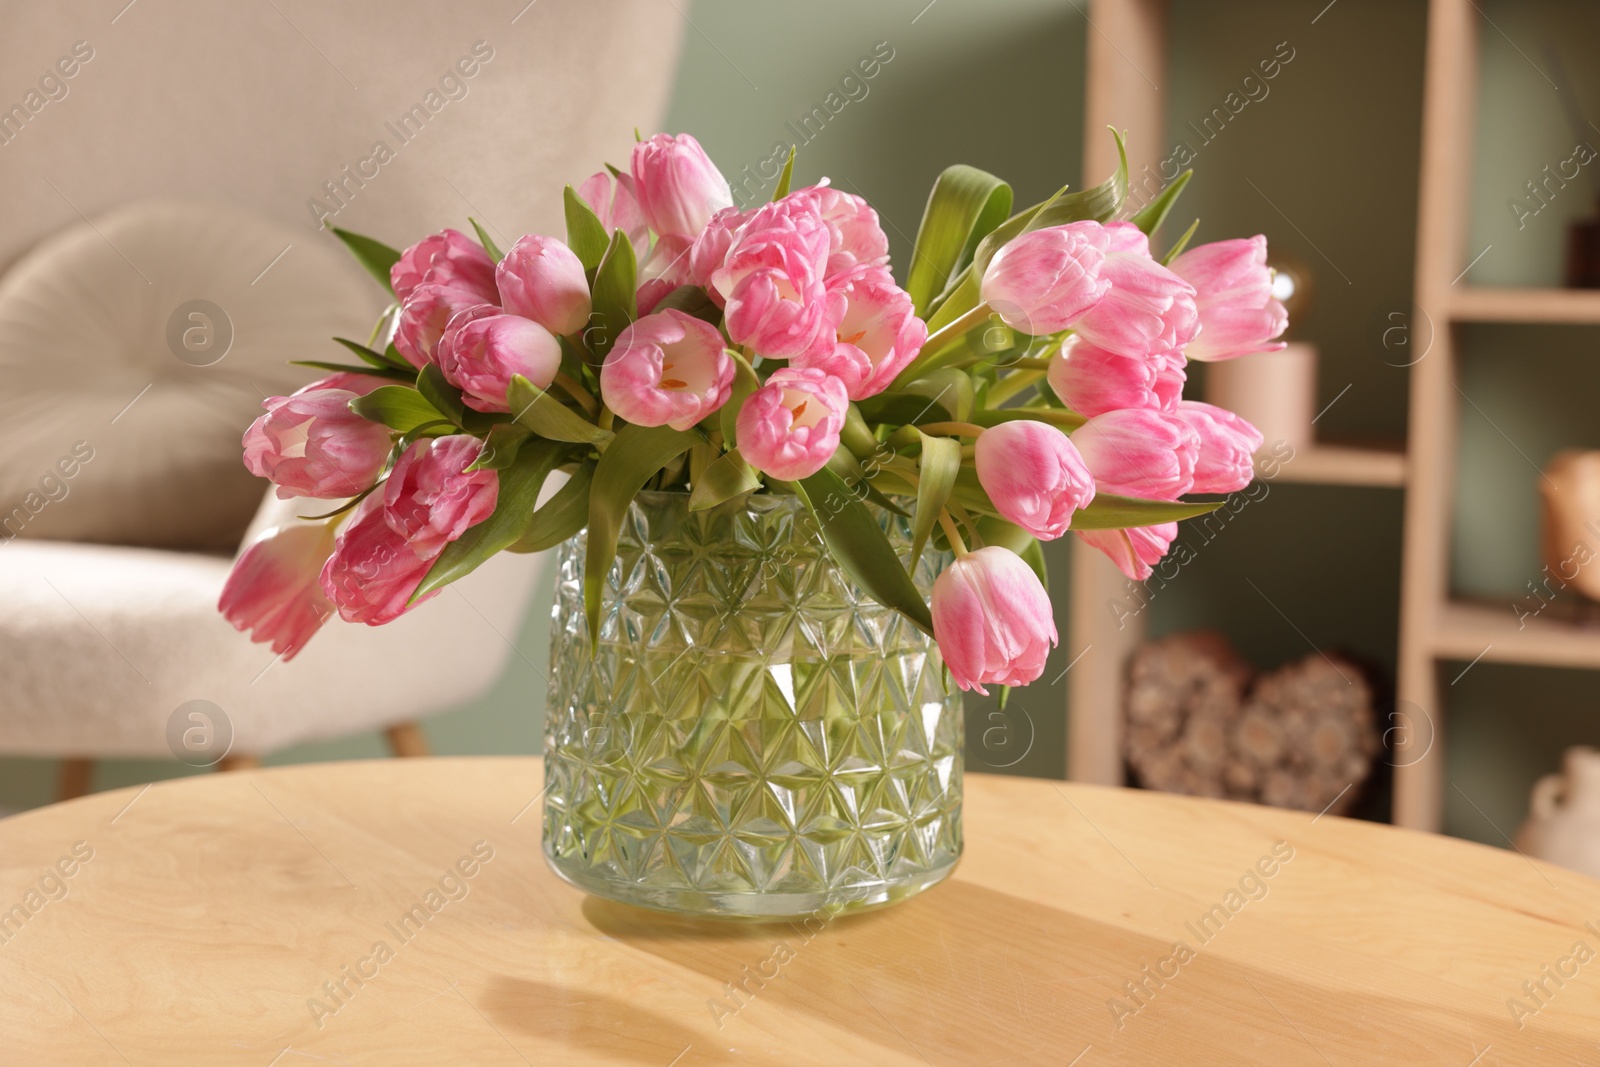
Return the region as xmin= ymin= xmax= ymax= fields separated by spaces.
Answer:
xmin=220 ymin=130 xmax=1285 ymax=694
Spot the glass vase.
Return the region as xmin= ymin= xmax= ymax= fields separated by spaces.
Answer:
xmin=542 ymin=490 xmax=962 ymax=918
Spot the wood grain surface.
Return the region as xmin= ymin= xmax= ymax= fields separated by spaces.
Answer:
xmin=2 ymin=758 xmax=1597 ymax=1065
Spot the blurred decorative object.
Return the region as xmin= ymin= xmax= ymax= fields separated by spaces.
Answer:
xmin=1515 ymin=746 xmax=1600 ymax=879
xmin=1539 ymin=450 xmax=1600 ymax=603
xmin=1542 ymin=41 xmax=1600 ymax=290
xmin=1205 ymin=342 xmax=1317 ymax=454
xmin=237 ymin=129 xmax=1289 ymax=917
xmin=1124 ymin=631 xmax=1253 ymax=795
xmin=1204 ymin=253 xmax=1315 ymax=453
xmin=1125 ymin=631 xmax=1378 ymax=816
xmin=1568 ymin=208 xmax=1600 ymax=289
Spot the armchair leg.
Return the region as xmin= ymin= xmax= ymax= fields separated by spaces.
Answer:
xmin=58 ymin=759 xmax=94 ymax=802
xmin=385 ymin=722 xmax=430 ymax=758
xmin=216 ymin=754 xmax=262 ymax=772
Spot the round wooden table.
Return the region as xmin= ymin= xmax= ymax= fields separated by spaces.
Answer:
xmin=2 ymin=758 xmax=1597 ymax=1064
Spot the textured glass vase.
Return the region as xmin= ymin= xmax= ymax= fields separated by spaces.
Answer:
xmin=543 ymin=490 xmax=962 ymax=918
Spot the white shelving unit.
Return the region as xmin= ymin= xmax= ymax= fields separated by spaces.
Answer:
xmin=1065 ymin=0 xmax=1600 ymax=834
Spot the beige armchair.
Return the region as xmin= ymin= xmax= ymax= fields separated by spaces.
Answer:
xmin=0 ymin=0 xmax=685 ymax=798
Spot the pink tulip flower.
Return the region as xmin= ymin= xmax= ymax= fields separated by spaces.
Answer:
xmin=319 ymin=497 xmax=437 ymax=625
xmin=390 ymin=228 xmax=499 ymax=305
xmin=578 ymin=169 xmax=649 ymax=261
xmin=735 ymin=367 xmax=849 ymax=481
xmin=980 ymin=222 xmax=1110 ymax=335
xmin=1076 ymin=522 xmax=1178 ymax=582
xmin=1175 ymin=400 xmax=1264 ymax=494
xmin=689 ymin=205 xmax=749 ymax=295
xmin=599 ymin=309 xmax=734 ymax=432
xmin=219 ymin=521 xmax=337 ymax=659
xmin=394 ymin=284 xmax=494 ymax=368
xmin=439 ymin=313 xmax=563 ymax=413
xmin=711 ymin=196 xmax=838 ymax=359
xmin=931 ymin=546 xmax=1058 ymax=694
xmin=636 ymin=233 xmax=696 ymax=315
xmin=496 ymin=235 xmax=592 ymax=337
xmin=1071 ymin=222 xmax=1199 ymax=360
xmin=974 ymin=420 xmax=1096 ymax=540
xmin=382 ymin=435 xmax=499 ymax=558
xmin=293 ymin=372 xmax=386 ymax=397
xmin=1047 ymin=334 xmax=1184 ymax=418
xmin=792 ymin=265 xmax=927 ymax=400
xmin=630 ymin=132 xmax=734 ymax=239
xmin=1168 ymin=235 xmax=1289 ymax=361
xmin=1071 ymin=408 xmax=1200 ymax=499
xmin=243 ymin=387 xmax=393 ymax=500
xmin=795 ymin=183 xmax=891 ymax=278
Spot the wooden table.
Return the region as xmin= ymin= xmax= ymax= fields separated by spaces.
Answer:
xmin=3 ymin=758 xmax=1598 ymax=1065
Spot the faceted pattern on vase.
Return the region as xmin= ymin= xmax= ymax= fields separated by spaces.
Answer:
xmin=544 ymin=491 xmax=962 ymax=912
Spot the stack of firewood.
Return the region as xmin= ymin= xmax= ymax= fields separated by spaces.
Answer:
xmin=1124 ymin=631 xmax=1379 ymax=816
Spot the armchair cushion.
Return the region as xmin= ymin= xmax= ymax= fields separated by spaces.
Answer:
xmin=0 ymin=201 xmax=385 ymax=552
xmin=0 ymin=536 xmax=544 ymax=759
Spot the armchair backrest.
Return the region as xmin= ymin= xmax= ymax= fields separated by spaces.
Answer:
xmin=0 ymin=2 xmax=685 ymax=551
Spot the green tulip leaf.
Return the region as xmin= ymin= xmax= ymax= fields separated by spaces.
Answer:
xmin=720 ymin=349 xmax=762 ymax=449
xmin=468 ymin=423 xmax=533 ymax=471
xmin=585 ymin=424 xmax=702 ymax=640
xmin=974 ymin=407 xmax=1086 ymax=432
xmin=416 ymin=365 xmax=468 ymax=426
xmin=469 ymin=217 xmax=505 ymax=263
xmin=509 ymin=464 xmax=594 ymax=553
xmin=910 ymin=431 xmax=961 ymax=567
xmin=1130 ymin=169 xmax=1192 ymax=236
xmin=586 ymin=229 xmax=638 ymax=363
xmin=907 ymin=164 xmax=1013 ymax=316
xmin=563 ymin=184 xmax=610 ymax=272
xmin=333 ymin=336 xmax=410 ymax=371
xmin=1071 ymin=493 xmax=1224 ymax=530
xmin=290 ymin=360 xmax=413 ymax=382
xmin=795 ymin=466 xmax=934 ymax=636
xmin=925 ymin=130 xmax=1129 ymax=332
xmin=688 ymin=448 xmax=763 ymax=511
xmin=824 ymin=448 xmax=909 ymax=517
xmin=772 ymin=145 xmax=798 ymax=200
xmin=507 ymin=374 xmax=613 ymax=445
xmin=854 ymin=391 xmax=955 ymax=428
xmin=904 ymin=368 xmax=976 ymax=424
xmin=349 ymin=385 xmax=447 ymax=433
xmin=1163 ymin=218 xmax=1201 ymax=265
xmin=329 ymin=227 xmax=402 ymax=293
xmin=651 ymin=284 xmax=721 ymax=324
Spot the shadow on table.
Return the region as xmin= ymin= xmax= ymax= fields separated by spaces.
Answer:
xmin=575 ymin=879 xmax=1600 ymax=1065
xmin=580 ymin=880 xmax=1142 ymax=1063
xmin=476 ymin=974 xmax=731 ymax=1065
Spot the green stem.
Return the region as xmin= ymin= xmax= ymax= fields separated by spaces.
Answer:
xmin=985 ymin=368 xmax=1045 ymax=407
xmin=893 ymin=302 xmax=994 ymax=385
xmin=918 ymin=420 xmax=988 ymax=438
xmin=937 ymin=510 xmax=970 ymax=557
xmin=552 ymin=371 xmax=599 ymax=417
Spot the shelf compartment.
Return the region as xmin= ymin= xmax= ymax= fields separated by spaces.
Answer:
xmin=1259 ymin=444 xmax=1408 ymax=488
xmin=1449 ymin=288 xmax=1600 ymax=325
xmin=1433 ymin=600 xmax=1600 ymax=670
